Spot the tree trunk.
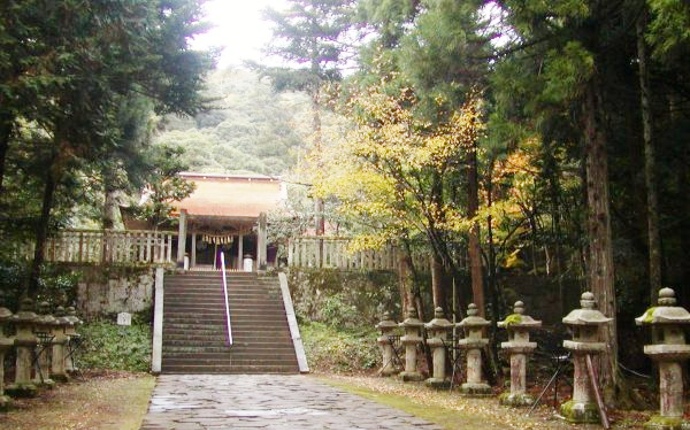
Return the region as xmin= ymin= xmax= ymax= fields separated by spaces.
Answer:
xmin=636 ymin=9 xmax=662 ymax=302
xmin=102 ymin=166 xmax=121 ymax=229
xmin=311 ymin=87 xmax=325 ymax=237
xmin=398 ymin=248 xmax=415 ymax=316
xmin=0 ymin=112 xmax=13 ymax=194
xmin=27 ymin=146 xmax=62 ymax=298
xmin=467 ymin=139 xmax=485 ymax=315
xmin=430 ymin=253 xmax=447 ymax=311
xmin=583 ymin=80 xmax=618 ymax=404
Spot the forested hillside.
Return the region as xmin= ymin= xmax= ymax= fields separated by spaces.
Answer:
xmin=154 ymin=68 xmax=311 ymax=176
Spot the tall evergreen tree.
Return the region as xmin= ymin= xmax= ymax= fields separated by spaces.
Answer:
xmin=0 ymin=0 xmax=214 ymax=298
xmin=255 ymin=0 xmax=356 ymax=236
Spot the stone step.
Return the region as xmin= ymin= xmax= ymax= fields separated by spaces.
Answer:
xmin=163 ymin=341 xmax=295 ymax=352
xmin=162 ymin=355 xmax=297 ymax=365
xmin=161 ymin=272 xmax=299 ymax=374
xmin=160 ymin=364 xmax=299 ymax=374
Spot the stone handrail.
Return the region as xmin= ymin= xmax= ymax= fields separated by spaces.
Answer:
xmin=17 ymin=229 xmax=175 ymax=264
xmin=287 ymin=237 xmax=415 ymax=271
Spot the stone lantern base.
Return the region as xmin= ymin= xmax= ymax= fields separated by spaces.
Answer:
xmin=643 ymin=415 xmax=690 ymax=430
xmin=499 ymin=392 xmax=534 ymax=407
xmin=460 ymin=381 xmax=492 ymax=397
xmin=425 ymin=377 xmax=450 ymax=390
xmin=560 ymin=400 xmax=600 ymax=424
xmin=5 ymin=383 xmax=38 ymax=399
xmin=399 ymin=371 xmax=424 ymax=382
xmin=0 ymin=395 xmax=10 ymax=411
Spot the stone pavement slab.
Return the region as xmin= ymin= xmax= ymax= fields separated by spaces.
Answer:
xmin=140 ymin=374 xmax=442 ymax=430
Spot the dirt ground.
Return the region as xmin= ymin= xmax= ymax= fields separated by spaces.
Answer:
xmin=0 ymin=371 xmax=154 ymax=430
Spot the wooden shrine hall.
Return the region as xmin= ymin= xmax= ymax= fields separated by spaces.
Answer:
xmin=172 ymin=173 xmax=283 ymax=271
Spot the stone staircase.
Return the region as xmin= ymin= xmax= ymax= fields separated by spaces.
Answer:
xmin=161 ymin=271 xmax=300 ymax=374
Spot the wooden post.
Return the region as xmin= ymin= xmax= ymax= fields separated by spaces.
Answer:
xmin=190 ymin=231 xmax=197 ymax=269
xmin=176 ymin=209 xmax=187 ymax=268
xmin=257 ymin=213 xmax=267 ymax=269
xmin=237 ymin=234 xmax=244 ymax=271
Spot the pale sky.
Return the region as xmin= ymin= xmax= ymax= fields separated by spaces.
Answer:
xmin=193 ymin=0 xmax=287 ymax=68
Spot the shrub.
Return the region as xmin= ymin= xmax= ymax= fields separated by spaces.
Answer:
xmin=301 ymin=321 xmax=380 ymax=373
xmin=78 ymin=318 xmax=152 ymax=372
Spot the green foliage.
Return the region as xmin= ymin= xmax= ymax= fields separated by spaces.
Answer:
xmin=259 ymin=0 xmax=355 ymax=89
xmin=321 ymin=293 xmax=360 ymax=329
xmin=34 ymin=265 xmax=80 ymax=309
xmin=301 ymin=321 xmax=380 ymax=373
xmin=0 ymin=260 xmax=78 ymax=311
xmin=79 ymin=318 xmax=152 ymax=372
xmin=154 ymin=69 xmax=308 ymax=176
xmin=288 ymin=268 xmax=400 ymax=328
xmin=126 ymin=144 xmax=195 ymax=228
xmin=646 ymin=0 xmax=690 ymax=59
xmin=0 ymin=260 xmax=28 ymax=311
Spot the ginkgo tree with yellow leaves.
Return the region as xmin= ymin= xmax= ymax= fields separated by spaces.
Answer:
xmin=311 ymin=79 xmax=485 ymax=318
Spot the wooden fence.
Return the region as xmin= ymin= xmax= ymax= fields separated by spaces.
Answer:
xmin=19 ymin=230 xmax=175 ymax=264
xmin=287 ymin=237 xmax=406 ymax=271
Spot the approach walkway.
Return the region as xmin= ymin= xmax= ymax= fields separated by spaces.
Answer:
xmin=139 ymin=374 xmax=442 ymax=430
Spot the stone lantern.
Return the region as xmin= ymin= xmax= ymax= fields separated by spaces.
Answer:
xmin=0 ymin=304 xmax=13 ymax=409
xmin=51 ymin=306 xmax=72 ymax=382
xmin=635 ymin=287 xmax=690 ymax=430
xmin=375 ymin=312 xmax=400 ymax=376
xmin=64 ymin=307 xmax=82 ymax=374
xmin=34 ymin=301 xmax=56 ymax=387
xmin=457 ymin=303 xmax=491 ymax=396
xmin=560 ymin=291 xmax=611 ymax=424
xmin=398 ymin=308 xmax=424 ymax=381
xmin=498 ymin=300 xmax=542 ymax=407
xmin=425 ymin=307 xmax=454 ymax=389
xmin=6 ymin=298 xmax=38 ymax=397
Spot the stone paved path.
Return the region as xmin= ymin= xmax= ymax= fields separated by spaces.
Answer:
xmin=139 ymin=374 xmax=442 ymax=430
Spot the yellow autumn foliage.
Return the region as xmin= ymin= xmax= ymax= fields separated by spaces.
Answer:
xmin=311 ymin=84 xmax=485 ymax=251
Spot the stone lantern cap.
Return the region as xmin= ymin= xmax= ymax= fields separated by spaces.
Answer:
xmin=498 ymin=301 xmax=542 ymax=329
xmin=64 ymin=307 xmax=82 ymax=326
xmin=52 ymin=306 xmax=72 ymax=328
xmin=425 ymin=307 xmax=454 ymax=330
xmin=0 ymin=306 xmax=12 ymax=321
xmin=635 ymin=288 xmax=690 ymax=326
xmin=375 ymin=311 xmax=398 ymax=331
xmin=0 ymin=305 xmax=13 ymax=347
xmin=399 ymin=308 xmax=424 ymax=329
xmin=8 ymin=298 xmax=37 ymax=325
xmin=457 ymin=303 xmax=490 ymax=329
xmin=35 ymin=301 xmax=57 ymax=327
xmin=562 ymin=292 xmax=612 ymax=326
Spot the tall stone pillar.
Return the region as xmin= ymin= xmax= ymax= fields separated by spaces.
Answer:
xmin=0 ymin=304 xmax=13 ymax=409
xmin=398 ymin=308 xmax=424 ymax=381
xmin=560 ymin=292 xmax=611 ymax=424
xmin=64 ymin=307 xmax=82 ymax=374
xmin=457 ymin=303 xmax=491 ymax=396
xmin=375 ymin=312 xmax=399 ymax=376
xmin=498 ymin=301 xmax=541 ymax=406
xmin=33 ymin=302 xmax=56 ymax=387
xmin=635 ymin=287 xmax=690 ymax=430
xmin=51 ymin=306 xmax=70 ymax=382
xmin=7 ymin=298 xmax=38 ymax=397
xmin=424 ymin=307 xmax=453 ymax=389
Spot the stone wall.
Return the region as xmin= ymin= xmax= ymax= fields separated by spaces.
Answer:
xmin=75 ymin=265 xmax=161 ymax=317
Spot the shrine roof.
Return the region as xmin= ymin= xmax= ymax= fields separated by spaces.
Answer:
xmin=173 ymin=173 xmax=283 ymax=219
